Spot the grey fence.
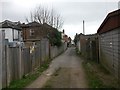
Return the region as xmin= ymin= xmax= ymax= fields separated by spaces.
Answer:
xmin=50 ymin=43 xmax=67 ymax=59
xmin=99 ymin=28 xmax=120 ymax=80
xmin=22 ymin=47 xmax=31 ymax=75
xmin=0 ymin=34 xmax=66 ymax=88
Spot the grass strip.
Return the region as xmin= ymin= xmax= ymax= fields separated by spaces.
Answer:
xmin=7 ymin=61 xmax=50 ymax=88
xmin=82 ymin=62 xmax=104 ymax=88
xmin=82 ymin=61 xmax=118 ymax=88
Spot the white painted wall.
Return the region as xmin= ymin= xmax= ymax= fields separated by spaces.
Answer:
xmin=0 ymin=28 xmax=13 ymax=42
xmin=0 ymin=28 xmax=20 ymax=42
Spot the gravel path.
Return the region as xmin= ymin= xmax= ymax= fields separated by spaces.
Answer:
xmin=26 ymin=47 xmax=88 ymax=88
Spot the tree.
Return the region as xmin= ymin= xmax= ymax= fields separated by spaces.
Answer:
xmin=26 ymin=5 xmax=64 ymax=29
xmin=48 ymin=28 xmax=62 ymax=47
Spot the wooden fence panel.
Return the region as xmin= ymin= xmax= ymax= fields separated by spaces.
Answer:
xmin=8 ymin=47 xmax=20 ymax=81
xmin=41 ymin=40 xmax=46 ymax=64
xmin=1 ymin=37 xmax=66 ymax=89
xmin=22 ymin=48 xmax=31 ymax=75
xmin=34 ymin=46 xmax=40 ymax=69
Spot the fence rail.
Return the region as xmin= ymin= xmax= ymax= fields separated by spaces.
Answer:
xmin=0 ymin=30 xmax=67 ymax=89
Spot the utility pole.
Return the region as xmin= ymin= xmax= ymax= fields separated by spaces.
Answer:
xmin=83 ymin=20 xmax=85 ymax=34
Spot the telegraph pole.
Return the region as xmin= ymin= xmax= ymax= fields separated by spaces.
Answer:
xmin=83 ymin=20 xmax=85 ymax=34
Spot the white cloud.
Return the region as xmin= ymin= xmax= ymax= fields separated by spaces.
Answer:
xmin=0 ymin=3 xmax=2 ymax=21
xmin=1 ymin=0 xmax=119 ymax=39
xmin=62 ymin=21 xmax=100 ymax=39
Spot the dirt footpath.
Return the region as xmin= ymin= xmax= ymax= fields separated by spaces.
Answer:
xmin=26 ymin=47 xmax=88 ymax=88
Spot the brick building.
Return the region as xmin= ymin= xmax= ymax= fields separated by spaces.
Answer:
xmin=21 ymin=22 xmax=54 ymax=42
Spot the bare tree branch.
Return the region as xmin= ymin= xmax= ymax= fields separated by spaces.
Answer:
xmin=26 ymin=5 xmax=64 ymax=29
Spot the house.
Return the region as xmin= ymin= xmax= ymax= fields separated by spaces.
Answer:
xmin=97 ymin=9 xmax=120 ymax=80
xmin=21 ymin=22 xmax=54 ymax=42
xmin=21 ymin=21 xmax=43 ymax=42
xmin=61 ymin=29 xmax=68 ymax=42
xmin=21 ymin=21 xmax=63 ymax=48
xmin=61 ymin=29 xmax=71 ymax=48
xmin=0 ymin=20 xmax=23 ymax=46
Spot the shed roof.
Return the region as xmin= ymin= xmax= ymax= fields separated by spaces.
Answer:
xmin=97 ymin=9 xmax=120 ymax=34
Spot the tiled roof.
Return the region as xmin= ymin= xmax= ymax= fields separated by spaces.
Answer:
xmin=27 ymin=21 xmax=41 ymax=26
xmin=21 ymin=21 xmax=42 ymax=27
xmin=0 ymin=20 xmax=21 ymax=30
xmin=97 ymin=9 xmax=120 ymax=34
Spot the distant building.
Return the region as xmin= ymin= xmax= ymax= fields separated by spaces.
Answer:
xmin=97 ymin=9 xmax=120 ymax=80
xmin=68 ymin=37 xmax=71 ymax=42
xmin=61 ymin=29 xmax=69 ymax=43
xmin=0 ymin=20 xmax=23 ymax=46
xmin=21 ymin=22 xmax=53 ymax=42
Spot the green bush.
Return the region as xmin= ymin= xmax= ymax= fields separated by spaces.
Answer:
xmin=49 ymin=29 xmax=62 ymax=47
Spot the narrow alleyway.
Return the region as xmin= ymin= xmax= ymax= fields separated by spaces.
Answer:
xmin=26 ymin=47 xmax=88 ymax=88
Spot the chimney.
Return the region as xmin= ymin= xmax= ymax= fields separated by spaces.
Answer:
xmin=63 ymin=29 xmax=65 ymax=34
xmin=118 ymin=1 xmax=120 ymax=9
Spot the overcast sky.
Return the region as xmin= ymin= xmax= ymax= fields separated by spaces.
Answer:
xmin=0 ymin=0 xmax=120 ymax=39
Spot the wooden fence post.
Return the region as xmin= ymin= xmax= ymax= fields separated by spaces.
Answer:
xmin=19 ymin=46 xmax=22 ymax=79
xmin=0 ymin=30 xmax=3 ymax=89
xmin=6 ymin=44 xmax=10 ymax=86
xmin=0 ymin=30 xmax=5 ymax=89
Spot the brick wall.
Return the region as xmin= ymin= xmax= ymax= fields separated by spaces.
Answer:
xmin=99 ymin=27 xmax=120 ymax=79
xmin=22 ymin=24 xmax=54 ymax=41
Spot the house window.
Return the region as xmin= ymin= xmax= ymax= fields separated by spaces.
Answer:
xmin=21 ymin=31 xmax=23 ymax=37
xmin=13 ymin=29 xmax=19 ymax=41
xmin=30 ymin=29 xmax=34 ymax=36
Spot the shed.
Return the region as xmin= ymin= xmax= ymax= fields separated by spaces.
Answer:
xmin=97 ymin=9 xmax=120 ymax=80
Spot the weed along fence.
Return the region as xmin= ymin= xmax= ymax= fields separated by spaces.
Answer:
xmin=0 ymin=31 xmax=67 ymax=89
